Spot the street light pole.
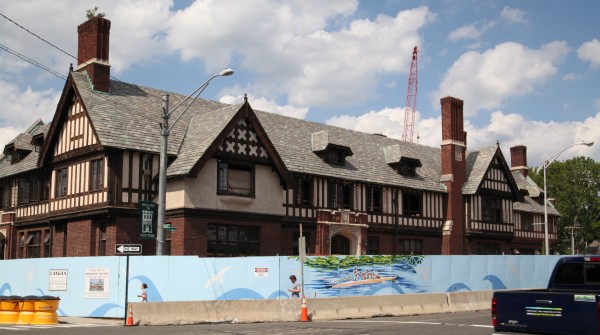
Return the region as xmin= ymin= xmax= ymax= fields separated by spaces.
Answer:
xmin=156 ymin=68 xmax=234 ymax=255
xmin=542 ymin=140 xmax=594 ymax=255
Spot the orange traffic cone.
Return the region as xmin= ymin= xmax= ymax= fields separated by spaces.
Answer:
xmin=125 ymin=304 xmax=136 ymax=326
xmin=299 ymin=296 xmax=309 ymax=322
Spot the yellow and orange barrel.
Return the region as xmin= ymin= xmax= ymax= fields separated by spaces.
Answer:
xmin=32 ymin=296 xmax=60 ymax=325
xmin=17 ymin=295 xmax=37 ymax=324
xmin=0 ymin=296 xmax=22 ymax=324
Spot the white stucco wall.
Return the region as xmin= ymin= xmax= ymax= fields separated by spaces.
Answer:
xmin=166 ymin=159 xmax=284 ymax=215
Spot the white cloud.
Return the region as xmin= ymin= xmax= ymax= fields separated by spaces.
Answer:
xmin=220 ymin=94 xmax=309 ymax=119
xmin=0 ymin=0 xmax=172 ymax=77
xmin=0 ymin=81 xmax=59 ymax=128
xmin=562 ymin=73 xmax=582 ymax=81
xmin=577 ymin=38 xmax=600 ymax=69
xmin=0 ymin=80 xmax=59 ymax=148
xmin=165 ymin=1 xmax=435 ymax=109
xmin=431 ymin=41 xmax=569 ymax=116
xmin=449 ymin=24 xmax=481 ymax=41
xmin=501 ymin=6 xmax=527 ymax=24
xmin=0 ymin=126 xmax=22 ymax=152
xmin=448 ymin=21 xmax=495 ymax=42
xmin=326 ymin=106 xmax=599 ymax=168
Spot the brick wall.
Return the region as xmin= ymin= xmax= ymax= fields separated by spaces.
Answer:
xmin=77 ymin=16 xmax=111 ymax=92
xmin=65 ymin=219 xmax=93 ymax=256
xmin=440 ymin=96 xmax=467 ymax=255
xmin=510 ymin=145 xmax=528 ymax=177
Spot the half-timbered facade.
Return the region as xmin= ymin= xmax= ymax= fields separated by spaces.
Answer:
xmin=0 ymin=16 xmax=560 ymax=259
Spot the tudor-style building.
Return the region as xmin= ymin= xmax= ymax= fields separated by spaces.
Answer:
xmin=0 ymin=16 xmax=560 ymax=259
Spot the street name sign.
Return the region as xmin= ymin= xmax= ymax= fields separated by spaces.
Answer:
xmin=115 ymin=244 xmax=142 ymax=255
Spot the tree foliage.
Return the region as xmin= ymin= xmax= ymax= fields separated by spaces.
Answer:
xmin=529 ymin=157 xmax=600 ymax=254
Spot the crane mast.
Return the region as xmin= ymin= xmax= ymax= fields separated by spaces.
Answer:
xmin=402 ymin=46 xmax=418 ymax=142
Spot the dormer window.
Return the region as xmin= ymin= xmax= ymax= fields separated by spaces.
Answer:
xmin=383 ymin=145 xmax=421 ymax=177
xmin=389 ymin=157 xmax=421 ymax=177
xmin=311 ymin=130 xmax=352 ymax=166
xmin=31 ymin=133 xmax=45 ymax=153
xmin=322 ymin=146 xmax=351 ymax=165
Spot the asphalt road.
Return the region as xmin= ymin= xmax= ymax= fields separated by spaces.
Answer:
xmin=0 ymin=310 xmax=494 ymax=334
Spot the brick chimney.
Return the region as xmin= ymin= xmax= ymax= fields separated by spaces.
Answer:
xmin=440 ymin=96 xmax=467 ymax=255
xmin=510 ymin=145 xmax=528 ymax=177
xmin=77 ymin=16 xmax=111 ymax=93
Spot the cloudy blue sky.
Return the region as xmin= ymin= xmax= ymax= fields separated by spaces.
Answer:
xmin=1 ymin=0 xmax=598 ymax=167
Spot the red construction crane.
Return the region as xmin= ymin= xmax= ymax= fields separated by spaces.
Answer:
xmin=402 ymin=46 xmax=418 ymax=142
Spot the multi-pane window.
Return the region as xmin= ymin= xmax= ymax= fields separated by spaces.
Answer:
xmin=43 ymin=230 xmax=51 ymax=257
xmin=90 ymin=158 xmax=104 ymax=191
xmin=30 ymin=176 xmax=41 ymax=202
xmin=294 ymin=176 xmax=313 ymax=206
xmin=328 ymin=181 xmax=353 ymax=209
xmin=366 ymin=185 xmax=382 ymax=213
xmin=98 ymin=222 xmax=106 ymax=256
xmin=207 ymin=224 xmax=260 ymax=257
xmin=27 ymin=231 xmax=41 ymax=258
xmin=292 ymin=232 xmax=310 ymax=255
xmin=16 ymin=176 xmax=43 ymax=205
xmin=521 ymin=212 xmax=534 ymax=231
xmin=476 ymin=242 xmax=501 ymax=255
xmin=482 ymin=197 xmax=503 ymax=223
xmin=163 ymin=229 xmax=172 ymax=255
xmin=367 ymin=236 xmax=380 ymax=255
xmin=0 ymin=183 xmax=11 ymax=209
xmin=18 ymin=177 xmax=30 ymax=205
xmin=55 ymin=167 xmax=68 ymax=198
xmin=402 ymin=192 xmax=421 ymax=216
xmin=217 ymin=160 xmax=254 ymax=196
xmin=399 ymin=238 xmax=423 ymax=255
xmin=18 ymin=233 xmax=25 ymax=258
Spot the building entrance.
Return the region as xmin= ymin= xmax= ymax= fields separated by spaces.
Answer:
xmin=330 ymin=235 xmax=350 ymax=255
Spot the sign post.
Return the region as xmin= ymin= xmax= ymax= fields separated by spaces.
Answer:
xmin=115 ymin=243 xmax=142 ymax=324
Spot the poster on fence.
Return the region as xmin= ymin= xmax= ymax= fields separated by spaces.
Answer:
xmin=49 ymin=269 xmax=68 ymax=291
xmin=84 ymin=268 xmax=109 ymax=299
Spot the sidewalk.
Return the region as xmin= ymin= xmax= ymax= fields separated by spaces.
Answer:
xmin=59 ymin=316 xmax=124 ymax=325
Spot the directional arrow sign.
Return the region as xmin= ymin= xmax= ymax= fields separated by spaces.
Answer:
xmin=115 ymin=244 xmax=142 ymax=255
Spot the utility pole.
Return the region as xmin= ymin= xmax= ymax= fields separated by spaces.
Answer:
xmin=565 ymin=225 xmax=580 ymax=255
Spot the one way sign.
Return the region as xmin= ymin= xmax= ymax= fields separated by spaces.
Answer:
xmin=115 ymin=244 xmax=142 ymax=255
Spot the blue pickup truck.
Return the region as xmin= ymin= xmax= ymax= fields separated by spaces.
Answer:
xmin=492 ymin=256 xmax=600 ymax=335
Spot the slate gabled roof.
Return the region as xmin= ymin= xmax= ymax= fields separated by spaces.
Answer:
xmin=167 ymin=103 xmax=242 ymax=176
xmin=0 ymin=121 xmax=49 ymax=178
xmin=72 ymin=71 xmax=229 ymax=156
xmin=463 ymin=146 xmax=497 ymax=194
xmin=255 ymin=111 xmax=445 ymax=192
xmin=44 ymin=72 xmax=552 ymax=202
xmin=512 ymin=170 xmax=559 ymax=215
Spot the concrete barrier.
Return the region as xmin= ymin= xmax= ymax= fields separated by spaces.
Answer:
xmin=131 ymin=291 xmax=492 ymax=325
xmin=446 ymin=291 xmax=493 ymax=312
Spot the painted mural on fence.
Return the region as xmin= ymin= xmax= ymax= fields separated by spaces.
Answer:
xmin=0 ymin=255 xmax=562 ymax=318
xmin=295 ymin=255 xmax=427 ymax=298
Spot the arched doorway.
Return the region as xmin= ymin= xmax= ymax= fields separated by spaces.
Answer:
xmin=330 ymin=235 xmax=350 ymax=255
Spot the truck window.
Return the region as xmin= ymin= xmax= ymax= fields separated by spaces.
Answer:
xmin=554 ymin=263 xmax=584 ymax=285
xmin=585 ymin=264 xmax=600 ymax=283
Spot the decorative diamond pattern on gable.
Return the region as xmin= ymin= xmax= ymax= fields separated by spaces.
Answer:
xmin=217 ymin=118 xmax=269 ymax=161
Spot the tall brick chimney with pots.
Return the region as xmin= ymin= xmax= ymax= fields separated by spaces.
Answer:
xmin=510 ymin=145 xmax=528 ymax=177
xmin=77 ymin=16 xmax=111 ymax=93
xmin=440 ymin=96 xmax=467 ymax=255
